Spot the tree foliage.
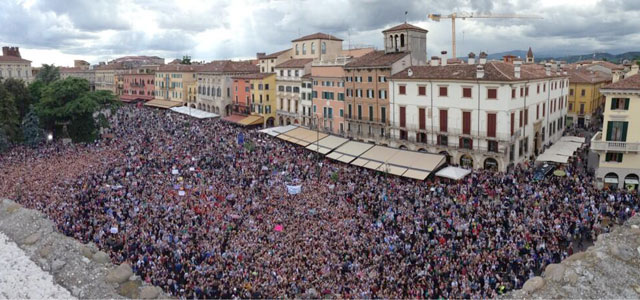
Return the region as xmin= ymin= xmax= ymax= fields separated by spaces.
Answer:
xmin=36 ymin=64 xmax=60 ymax=85
xmin=0 ymin=128 xmax=9 ymax=153
xmin=21 ymin=107 xmax=44 ymax=148
xmin=35 ymin=77 xmax=120 ymax=143
xmin=0 ymin=84 xmax=20 ymax=142
xmin=28 ymin=80 xmax=46 ymax=105
xmin=3 ymin=78 xmax=31 ymax=120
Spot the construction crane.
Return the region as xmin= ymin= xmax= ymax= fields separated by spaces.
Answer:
xmin=428 ymin=12 xmax=542 ymax=59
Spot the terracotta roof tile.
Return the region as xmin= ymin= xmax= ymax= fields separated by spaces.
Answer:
xmin=275 ymin=58 xmax=313 ymax=68
xmin=156 ymin=64 xmax=200 ymax=72
xmin=382 ymin=23 xmax=428 ymax=33
xmin=198 ymin=60 xmax=259 ymax=73
xmin=262 ymin=48 xmax=291 ymax=59
xmin=344 ymin=50 xmax=408 ymax=68
xmin=291 ymin=33 xmax=342 ymax=42
xmin=0 ymin=55 xmax=31 ymax=63
xmin=232 ymin=72 xmax=276 ymax=80
xmin=567 ymin=69 xmax=611 ymax=84
xmin=602 ymin=74 xmax=640 ymax=90
xmin=391 ymin=61 xmax=567 ymax=81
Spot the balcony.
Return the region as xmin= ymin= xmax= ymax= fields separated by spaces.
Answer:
xmin=389 ymin=125 xmax=520 ymax=144
xmin=276 ymin=109 xmax=299 ymax=118
xmin=344 ymin=115 xmax=388 ymax=126
xmin=591 ymin=132 xmax=640 ymax=153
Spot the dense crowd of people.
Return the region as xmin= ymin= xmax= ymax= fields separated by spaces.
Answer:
xmin=0 ymin=105 xmax=638 ymax=299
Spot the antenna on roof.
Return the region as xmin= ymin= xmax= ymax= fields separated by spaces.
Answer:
xmin=405 ymin=11 xmax=408 ymax=23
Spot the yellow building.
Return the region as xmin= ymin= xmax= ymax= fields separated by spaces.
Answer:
xmin=566 ymin=69 xmax=611 ymax=127
xmin=230 ymin=73 xmax=276 ymax=127
xmin=591 ymin=74 xmax=640 ymax=190
xmin=153 ymin=64 xmax=199 ymax=105
xmin=186 ymin=81 xmax=197 ymax=107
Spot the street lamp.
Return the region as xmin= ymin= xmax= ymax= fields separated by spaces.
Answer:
xmin=47 ymin=133 xmax=53 ymax=142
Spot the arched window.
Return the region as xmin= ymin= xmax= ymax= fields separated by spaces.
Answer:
xmin=394 ymin=34 xmax=399 ymax=49
xmin=302 ymin=43 xmax=307 ymax=55
xmin=295 ymin=44 xmax=299 ymax=55
xmin=389 ymin=35 xmax=393 ymax=49
xmin=207 ymin=86 xmax=211 ymax=96
xmin=321 ymin=42 xmax=326 ymax=54
xmin=400 ymin=34 xmax=405 ymax=47
xmin=217 ymin=87 xmax=221 ymax=97
xmin=311 ymin=42 xmax=315 ymax=54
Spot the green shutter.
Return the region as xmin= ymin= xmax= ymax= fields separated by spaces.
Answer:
xmin=625 ymin=98 xmax=630 ymax=110
xmin=606 ymin=121 xmax=613 ymax=141
xmin=611 ymin=98 xmax=618 ymax=110
xmin=622 ymin=122 xmax=628 ymax=142
xmin=618 ymin=153 xmax=623 ymax=163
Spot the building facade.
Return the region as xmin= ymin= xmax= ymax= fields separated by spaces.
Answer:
xmin=566 ymin=69 xmax=611 ymax=127
xmin=258 ymin=49 xmax=292 ymax=74
xmin=389 ymin=59 xmax=569 ymax=172
xmin=592 ymin=74 xmax=640 ymax=190
xmin=0 ymin=46 xmax=32 ymax=83
xmin=60 ymin=67 xmax=96 ymax=90
xmin=154 ymin=64 xmax=199 ymax=104
xmin=231 ymin=73 xmax=277 ymax=127
xmin=195 ymin=60 xmax=259 ymax=116
xmin=121 ymin=68 xmax=156 ymax=102
xmin=291 ymin=33 xmax=343 ymax=61
xmin=275 ymin=58 xmax=312 ymax=125
xmin=311 ymin=63 xmax=347 ymax=135
xmin=94 ymin=64 xmax=120 ymax=94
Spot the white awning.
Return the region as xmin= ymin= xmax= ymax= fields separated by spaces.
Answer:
xmin=169 ymin=106 xmax=220 ymax=119
xmin=259 ymin=125 xmax=298 ymax=136
xmin=604 ymin=177 xmax=619 ymax=184
xmin=436 ymin=166 xmax=472 ymax=180
xmin=625 ymin=178 xmax=639 ymax=185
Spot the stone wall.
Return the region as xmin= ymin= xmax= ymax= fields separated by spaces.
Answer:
xmin=508 ymin=214 xmax=640 ymax=298
xmin=0 ymin=198 xmax=166 ymax=299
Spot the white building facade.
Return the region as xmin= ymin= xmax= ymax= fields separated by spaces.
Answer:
xmin=389 ymin=60 xmax=569 ymax=171
xmin=0 ymin=46 xmax=32 ymax=83
xmin=275 ymin=59 xmax=312 ymax=125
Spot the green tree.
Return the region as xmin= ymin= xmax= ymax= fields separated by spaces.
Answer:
xmin=36 ymin=77 xmax=119 ymax=143
xmin=3 ymin=78 xmax=31 ymax=120
xmin=36 ymin=64 xmax=60 ymax=85
xmin=0 ymin=84 xmax=20 ymax=141
xmin=181 ymin=55 xmax=192 ymax=65
xmin=28 ymin=80 xmax=46 ymax=105
xmin=0 ymin=128 xmax=9 ymax=153
xmin=21 ymin=107 xmax=44 ymax=148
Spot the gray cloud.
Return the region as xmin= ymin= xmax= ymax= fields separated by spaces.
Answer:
xmin=0 ymin=0 xmax=638 ymax=65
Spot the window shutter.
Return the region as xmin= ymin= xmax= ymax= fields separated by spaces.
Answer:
xmin=618 ymin=154 xmax=623 ymax=163
xmin=611 ymin=98 xmax=618 ymax=110
xmin=606 ymin=121 xmax=613 ymax=140
xmin=622 ymin=122 xmax=628 ymax=142
xmin=625 ymin=98 xmax=630 ymax=110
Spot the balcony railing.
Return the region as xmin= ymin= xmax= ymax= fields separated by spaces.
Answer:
xmin=389 ymin=125 xmax=520 ymax=143
xmin=591 ymin=131 xmax=640 ymax=153
xmin=344 ymin=115 xmax=388 ymax=125
xmin=276 ymin=110 xmax=299 ymax=117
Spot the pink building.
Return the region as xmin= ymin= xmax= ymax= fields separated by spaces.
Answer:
xmin=311 ymin=64 xmax=346 ymax=135
xmin=120 ymin=69 xmax=156 ymax=103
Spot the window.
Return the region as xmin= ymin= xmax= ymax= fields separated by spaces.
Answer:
xmin=579 ymin=103 xmax=585 ymax=114
xmin=321 ymin=42 xmax=326 ymax=54
xmin=524 ymin=109 xmax=529 ymax=125
xmin=368 ymin=76 xmax=373 ymax=82
xmin=357 ymin=105 xmax=362 ymax=120
xmin=519 ymin=110 xmax=523 ymax=127
xmin=399 ymin=85 xmax=406 ymax=95
xmin=417 ymin=86 xmax=427 ymax=96
xmin=511 ymin=88 xmax=516 ymax=99
xmin=570 ymin=89 xmax=574 ymax=96
xmin=368 ymin=106 xmax=374 ymax=121
xmin=302 ymin=43 xmax=306 ymax=55
xmin=537 ymin=84 xmax=540 ymax=94
xmin=378 ymin=89 xmax=387 ymax=99
xmin=462 ymin=87 xmax=472 ymax=98
xmin=581 ymin=89 xmax=585 ymax=96
xmin=487 ymin=113 xmax=496 ymax=137
xmin=295 ymin=70 xmax=299 ymax=77
xmin=311 ymin=42 xmax=315 ymax=54
xmin=380 ymin=107 xmax=386 ymax=123
xmin=339 ymin=109 xmax=343 ymax=117
xmin=543 ymin=103 xmax=546 ymax=117
xmin=488 ymin=140 xmax=499 ymax=153
xmin=438 ymin=135 xmax=448 ymax=146
xmin=419 ymin=108 xmax=426 ymax=130
xmin=287 ymin=70 xmax=291 ymax=77
xmin=606 ymin=121 xmax=628 ymax=142
xmin=611 ymin=98 xmax=630 ymax=110
xmin=293 ymin=87 xmax=300 ymax=93
xmin=378 ymin=76 xmax=387 ymax=82
xmin=487 ymin=88 xmax=497 ymax=99
xmin=439 ymin=110 xmax=448 ymax=132
xmin=605 ymin=152 xmax=624 ymax=162
xmin=568 ymin=102 xmax=573 ymax=111
xmin=439 ymin=86 xmax=448 ymax=97
xmin=525 ymin=87 xmax=529 ymax=96
xmin=296 ymin=44 xmax=299 ymax=55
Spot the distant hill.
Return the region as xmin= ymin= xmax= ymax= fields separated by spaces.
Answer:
xmin=461 ymin=50 xmax=640 ymax=64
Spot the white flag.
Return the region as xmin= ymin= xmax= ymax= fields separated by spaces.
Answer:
xmin=287 ymin=185 xmax=302 ymax=195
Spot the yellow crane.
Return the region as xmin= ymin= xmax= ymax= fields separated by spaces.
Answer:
xmin=428 ymin=12 xmax=543 ymax=59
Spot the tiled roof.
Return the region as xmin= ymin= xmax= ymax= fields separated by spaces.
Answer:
xmin=391 ymin=61 xmax=567 ymax=81
xmin=275 ymin=58 xmax=313 ymax=68
xmin=94 ymin=63 xmax=124 ymax=71
xmin=157 ymin=64 xmax=200 ymax=72
xmin=0 ymin=55 xmax=31 ymax=63
xmin=567 ymin=69 xmax=611 ymax=84
xmin=602 ymin=74 xmax=640 ymax=90
xmin=344 ymin=50 xmax=408 ymax=68
xmin=590 ymin=61 xmax=625 ymax=71
xmin=382 ymin=23 xmax=428 ymax=33
xmin=291 ymin=33 xmax=342 ymax=42
xmin=262 ymin=48 xmax=291 ymax=59
xmin=232 ymin=72 xmax=275 ymax=80
xmin=198 ymin=60 xmax=259 ymax=73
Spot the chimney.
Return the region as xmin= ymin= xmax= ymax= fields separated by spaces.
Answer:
xmin=441 ymin=51 xmax=448 ymax=66
xmin=2 ymin=46 xmax=21 ymax=58
xmin=430 ymin=56 xmax=440 ymax=66
xmin=514 ymin=60 xmax=522 ymax=79
xmin=476 ymin=64 xmax=485 ymax=79
xmin=468 ymin=52 xmax=476 ymax=65
xmin=545 ymin=63 xmax=551 ymax=76
xmin=479 ymin=51 xmax=488 ymax=64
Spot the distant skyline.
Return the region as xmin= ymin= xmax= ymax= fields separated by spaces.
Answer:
xmin=1 ymin=0 xmax=639 ymax=66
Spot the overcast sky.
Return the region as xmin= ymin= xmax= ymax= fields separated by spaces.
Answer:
xmin=1 ymin=0 xmax=639 ymax=67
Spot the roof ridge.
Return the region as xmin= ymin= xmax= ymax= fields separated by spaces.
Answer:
xmin=489 ymin=61 xmax=512 ymax=80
